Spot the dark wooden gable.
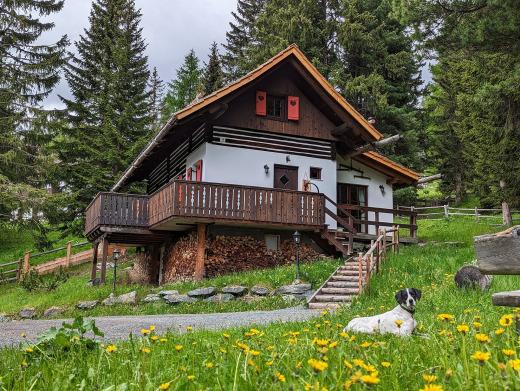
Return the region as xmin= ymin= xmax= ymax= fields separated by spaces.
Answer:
xmin=214 ymin=64 xmax=337 ymax=141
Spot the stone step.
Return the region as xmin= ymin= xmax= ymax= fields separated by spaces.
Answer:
xmin=320 ymin=287 xmax=359 ymax=295
xmin=308 ymin=302 xmax=342 ymax=310
xmin=330 ymin=275 xmax=359 ymax=282
xmin=326 ymin=281 xmax=359 ymax=288
xmin=314 ymin=294 xmax=353 ymax=302
xmin=339 ymin=265 xmax=367 ymax=271
xmin=336 ymin=270 xmax=366 ymax=276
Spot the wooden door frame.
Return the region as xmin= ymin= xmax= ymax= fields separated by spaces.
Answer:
xmin=337 ymin=183 xmax=369 ymax=233
xmin=273 ymin=164 xmax=299 ymax=190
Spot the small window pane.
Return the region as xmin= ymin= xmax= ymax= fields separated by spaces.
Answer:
xmin=267 ymin=95 xmax=284 ymax=119
xmin=310 ymin=167 xmax=322 ymax=180
xmin=265 ymin=234 xmax=280 ymax=251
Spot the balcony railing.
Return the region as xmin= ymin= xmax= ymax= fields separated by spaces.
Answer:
xmin=85 ymin=181 xmax=326 ymax=237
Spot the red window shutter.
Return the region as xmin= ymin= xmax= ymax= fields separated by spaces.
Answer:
xmin=256 ymin=90 xmax=267 ymax=116
xmin=195 ymin=160 xmax=203 ymax=181
xmin=186 ymin=167 xmax=193 ymax=181
xmin=287 ymin=96 xmax=300 ymax=121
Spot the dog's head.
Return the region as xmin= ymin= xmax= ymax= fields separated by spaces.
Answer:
xmin=395 ymin=288 xmax=422 ymax=312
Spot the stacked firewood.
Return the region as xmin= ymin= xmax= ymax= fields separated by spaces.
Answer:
xmin=162 ymin=233 xmax=321 ymax=282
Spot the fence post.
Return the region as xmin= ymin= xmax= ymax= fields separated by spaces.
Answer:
xmin=367 ymin=252 xmax=372 ymax=289
xmin=65 ymin=241 xmax=72 ymax=268
xmin=475 ymin=206 xmax=479 ymax=222
xmin=375 ymin=231 xmax=380 ymax=273
xmin=358 ymin=252 xmax=363 ymax=293
xmin=396 ymin=225 xmax=400 ymax=254
xmin=382 ymin=228 xmax=387 ymax=260
xmin=444 ymin=204 xmax=449 ymax=219
xmin=392 ymin=225 xmax=397 ymax=254
xmin=23 ymin=251 xmax=31 ymax=274
xmin=409 ymin=206 xmax=415 ymax=237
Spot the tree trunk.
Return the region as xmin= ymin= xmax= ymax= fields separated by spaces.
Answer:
xmin=500 ymin=180 xmax=512 ymax=226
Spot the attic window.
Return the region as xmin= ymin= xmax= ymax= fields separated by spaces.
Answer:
xmin=266 ymin=95 xmax=285 ymax=120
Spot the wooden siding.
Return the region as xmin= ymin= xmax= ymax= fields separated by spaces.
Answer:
xmin=212 ymin=126 xmax=333 ymax=159
xmin=215 ymin=71 xmax=337 ymax=141
xmin=85 ymin=181 xmax=326 ymax=239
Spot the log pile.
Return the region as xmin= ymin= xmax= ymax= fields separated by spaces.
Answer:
xmin=127 ymin=251 xmax=155 ymax=284
xmin=162 ymin=233 xmax=321 ymax=282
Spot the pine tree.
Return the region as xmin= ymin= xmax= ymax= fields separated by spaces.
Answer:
xmin=333 ymin=0 xmax=422 ymax=168
xmin=148 ymin=67 xmax=165 ymax=131
xmin=222 ymin=0 xmax=266 ymax=81
xmin=162 ymin=50 xmax=202 ymax=119
xmin=57 ymin=0 xmax=152 ymax=232
xmin=0 ymin=0 xmax=67 ymax=225
xmin=202 ymin=42 xmax=225 ymax=95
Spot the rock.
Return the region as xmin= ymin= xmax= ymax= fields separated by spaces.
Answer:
xmin=19 ymin=308 xmax=37 ymax=319
xmin=187 ymin=287 xmax=216 ymax=299
xmin=97 ymin=262 xmax=114 ymax=270
xmin=164 ymin=294 xmax=197 ymax=305
xmin=158 ymin=290 xmax=179 ymax=296
xmin=242 ymin=295 xmax=262 ymax=303
xmin=102 ymin=291 xmax=138 ymax=306
xmin=87 ymin=278 xmax=101 ymax=286
xmin=454 ymin=265 xmax=492 ymax=291
xmin=204 ymin=293 xmax=235 ymax=303
xmin=276 ymin=283 xmax=312 ymax=295
xmin=43 ymin=306 xmax=63 ymax=318
xmin=142 ymin=293 xmax=162 ymax=303
xmin=0 ymin=314 xmax=11 ymax=322
xmin=222 ymin=285 xmax=247 ymax=297
xmin=76 ymin=300 xmax=99 ymax=310
xmin=250 ymin=286 xmax=270 ymax=296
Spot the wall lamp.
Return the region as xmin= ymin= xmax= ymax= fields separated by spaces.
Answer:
xmin=264 ymin=164 xmax=269 ymax=175
xmin=379 ymin=184 xmax=386 ymax=196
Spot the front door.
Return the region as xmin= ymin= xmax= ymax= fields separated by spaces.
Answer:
xmin=337 ymin=183 xmax=368 ymax=232
xmin=273 ymin=165 xmax=298 ymax=190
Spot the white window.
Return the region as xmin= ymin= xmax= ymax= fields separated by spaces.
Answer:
xmin=264 ymin=234 xmax=280 ymax=251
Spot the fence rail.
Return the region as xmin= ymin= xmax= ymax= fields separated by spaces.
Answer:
xmin=397 ymin=204 xmax=520 ymax=222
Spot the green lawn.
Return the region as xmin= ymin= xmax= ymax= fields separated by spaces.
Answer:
xmin=1 ymin=218 xmax=519 ymax=390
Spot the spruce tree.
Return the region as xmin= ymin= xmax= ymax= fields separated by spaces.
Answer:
xmin=0 ymin=0 xmax=67 ymax=226
xmin=202 ymin=42 xmax=225 ymax=95
xmin=222 ymin=0 xmax=266 ymax=81
xmin=148 ymin=67 xmax=165 ymax=131
xmin=162 ymin=50 xmax=202 ymax=119
xmin=57 ymin=0 xmax=152 ymax=232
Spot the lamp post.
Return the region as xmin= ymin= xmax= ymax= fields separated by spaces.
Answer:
xmin=112 ymin=248 xmax=121 ymax=293
xmin=292 ymin=231 xmax=301 ymax=283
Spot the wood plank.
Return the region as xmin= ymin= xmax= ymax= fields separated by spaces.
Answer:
xmin=492 ymin=291 xmax=520 ymax=307
xmin=476 ymin=227 xmax=520 ymax=275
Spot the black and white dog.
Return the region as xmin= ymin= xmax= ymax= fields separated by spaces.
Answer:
xmin=344 ymin=288 xmax=422 ymax=336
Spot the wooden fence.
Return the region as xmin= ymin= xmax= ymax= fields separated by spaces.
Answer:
xmin=397 ymin=205 xmax=520 ymax=222
xmin=0 ymin=241 xmax=91 ymax=284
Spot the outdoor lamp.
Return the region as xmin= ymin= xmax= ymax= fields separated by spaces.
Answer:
xmin=112 ymin=248 xmax=121 ymax=292
xmin=292 ymin=231 xmax=302 ymax=282
xmin=264 ymin=164 xmax=269 ymax=175
xmin=379 ymin=184 xmax=386 ymax=196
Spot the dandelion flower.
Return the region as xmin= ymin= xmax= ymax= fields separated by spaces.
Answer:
xmin=266 ymin=360 xmax=273 ymax=366
xmin=422 ymin=374 xmax=437 ymax=383
xmin=495 ymin=328 xmax=505 ymax=335
xmin=360 ymin=342 xmax=372 ymax=348
xmin=24 ymin=347 xmax=33 ymax=353
xmin=340 ymin=332 xmax=348 ymax=338
xmin=473 ymin=321 xmax=482 ymax=329
xmin=420 ymin=385 xmax=444 ymax=391
xmin=186 ymin=326 xmax=193 ymax=331
xmin=500 ymin=314 xmax=514 ymax=327
xmin=508 ymin=359 xmax=520 ymax=371
xmin=206 ymin=362 xmax=214 ymax=368
xmin=105 ymin=345 xmax=117 ymax=353
xmin=250 ymin=350 xmax=260 ymax=356
xmin=471 ymin=351 xmax=490 ymax=363
xmin=140 ymin=347 xmax=151 ymax=354
xmin=150 ymin=335 xmax=159 ymax=342
xmin=475 ymin=333 xmax=490 ymax=343
xmin=437 ymin=314 xmax=454 ymax=322
xmin=502 ymin=349 xmax=515 ymax=357
xmin=187 ymin=375 xmax=195 ymax=381
xmin=149 ymin=325 xmax=156 ymax=331
xmin=175 ymin=345 xmax=183 ymax=351
xmin=160 ymin=338 xmax=168 ymax=343
xmin=314 ymin=338 xmax=330 ymax=347
xmin=381 ymin=361 xmax=391 ymax=368
xmin=140 ymin=328 xmax=150 ymax=335
xmin=275 ymin=371 xmax=286 ymax=382
xmin=456 ymin=324 xmax=469 ymax=334
xmin=308 ymin=358 xmax=328 ymax=372
xmin=360 ymin=373 xmax=380 ymax=385
xmin=159 ymin=383 xmax=170 ymax=390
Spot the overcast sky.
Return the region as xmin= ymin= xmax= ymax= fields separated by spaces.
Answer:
xmin=43 ymin=0 xmax=237 ymax=109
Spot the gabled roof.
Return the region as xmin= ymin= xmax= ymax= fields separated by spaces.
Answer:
xmin=355 ymin=151 xmax=420 ymax=184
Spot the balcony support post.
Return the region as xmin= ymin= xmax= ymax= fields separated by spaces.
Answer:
xmin=194 ymin=223 xmax=207 ymax=280
xmin=90 ymin=241 xmax=99 ymax=281
xmin=100 ymin=237 xmax=109 ymax=284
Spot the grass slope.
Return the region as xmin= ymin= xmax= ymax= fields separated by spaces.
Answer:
xmin=1 ymin=218 xmax=520 ymax=390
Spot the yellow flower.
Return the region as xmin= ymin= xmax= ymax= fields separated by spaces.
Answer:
xmin=445 ymin=369 xmax=453 ymax=378
xmin=266 ymin=360 xmax=273 ymax=366
xmin=236 ymin=342 xmax=249 ymax=352
xmin=381 ymin=361 xmax=391 ymax=368
xmin=314 ymin=338 xmax=330 ymax=347
xmin=471 ymin=351 xmax=490 ymax=363
xmin=149 ymin=325 xmax=156 ymax=331
xmin=360 ymin=342 xmax=372 ymax=348
xmin=422 ymin=374 xmax=437 ymax=383
xmin=502 ymin=349 xmax=516 ymax=357
xmin=206 ymin=362 xmax=214 ymax=368
xmin=473 ymin=321 xmax=482 ymax=329
xmin=140 ymin=347 xmax=151 ymax=354
xmin=475 ymin=333 xmax=490 ymax=343
xmin=495 ymin=328 xmax=505 ymax=335
xmin=344 ymin=360 xmax=353 ymax=369
xmin=340 ymin=331 xmax=348 ymax=338
xmin=150 ymin=335 xmax=159 ymax=342
xmin=308 ymin=358 xmax=329 ymax=372
xmin=186 ymin=326 xmax=193 ymax=331
xmin=508 ymin=359 xmax=520 ymax=371
xmin=250 ymin=350 xmax=260 ymax=356
xmin=140 ymin=328 xmax=150 ymax=335
xmin=222 ymin=333 xmax=230 ymax=339
xmin=159 ymin=383 xmax=170 ymax=390
xmin=500 ymin=314 xmax=514 ymax=327
xmin=498 ymin=362 xmax=507 ymax=371
xmin=175 ymin=345 xmax=183 ymax=351
xmin=105 ymin=345 xmax=117 ymax=353
xmin=160 ymin=338 xmax=168 ymax=343
xmin=187 ymin=375 xmax=195 ymax=381
xmin=437 ymin=313 xmax=454 ymax=322
xmin=329 ymin=341 xmax=338 ymax=348
xmin=275 ymin=371 xmax=286 ymax=382
xmin=317 ymin=347 xmax=329 ymax=354
xmin=394 ymin=319 xmax=404 ymax=328
xmin=24 ymin=347 xmax=33 ymax=353
xmin=456 ymin=324 xmax=469 ymax=334
xmin=420 ymin=385 xmax=444 ymax=391
xmin=360 ymin=373 xmax=380 ymax=385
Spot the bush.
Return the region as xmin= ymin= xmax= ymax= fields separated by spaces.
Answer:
xmin=393 ymin=186 xmax=418 ymax=206
xmin=19 ymin=267 xmax=69 ymax=292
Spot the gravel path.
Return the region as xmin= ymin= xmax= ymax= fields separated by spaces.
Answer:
xmin=0 ymin=307 xmax=320 ymax=347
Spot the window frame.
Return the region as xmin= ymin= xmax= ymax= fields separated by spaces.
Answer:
xmin=266 ymin=94 xmax=286 ymax=121
xmin=309 ymin=167 xmax=322 ymax=180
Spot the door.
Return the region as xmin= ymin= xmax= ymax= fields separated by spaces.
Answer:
xmin=337 ymin=183 xmax=368 ymax=232
xmin=273 ymin=165 xmax=298 ymax=190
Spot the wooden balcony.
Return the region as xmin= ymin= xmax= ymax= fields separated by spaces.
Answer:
xmin=85 ymin=180 xmax=326 ymax=243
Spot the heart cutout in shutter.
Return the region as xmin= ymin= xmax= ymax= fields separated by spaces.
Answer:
xmin=258 ymin=95 xmax=265 ymax=101
xmin=290 ymin=99 xmax=297 ymax=106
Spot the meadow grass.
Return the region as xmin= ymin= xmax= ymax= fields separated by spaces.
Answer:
xmin=1 ymin=218 xmax=520 ymax=390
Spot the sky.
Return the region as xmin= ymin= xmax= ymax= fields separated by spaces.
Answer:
xmin=43 ymin=0 xmax=237 ymax=109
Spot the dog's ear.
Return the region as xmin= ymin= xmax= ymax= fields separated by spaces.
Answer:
xmin=395 ymin=289 xmax=406 ymax=304
xmin=410 ymin=288 xmax=422 ymax=301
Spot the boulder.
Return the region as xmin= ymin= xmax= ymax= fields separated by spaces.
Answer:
xmin=222 ymin=285 xmax=248 ymax=297
xmin=250 ymin=286 xmax=270 ymax=296
xmin=187 ymin=287 xmax=216 ymax=299
xmin=43 ymin=306 xmax=63 ymax=318
xmin=19 ymin=308 xmax=37 ymax=319
xmin=142 ymin=293 xmax=162 ymax=303
xmin=275 ymin=283 xmax=312 ymax=295
xmin=204 ymin=293 xmax=235 ymax=303
xmin=164 ymin=294 xmax=197 ymax=305
xmin=76 ymin=300 xmax=99 ymax=310
xmin=454 ymin=265 xmax=492 ymax=291
xmin=87 ymin=278 xmax=101 ymax=286
xmin=102 ymin=291 xmax=138 ymax=306
xmin=158 ymin=290 xmax=179 ymax=297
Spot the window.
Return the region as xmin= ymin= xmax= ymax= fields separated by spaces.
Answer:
xmin=266 ymin=95 xmax=285 ymax=120
xmin=310 ymin=167 xmax=322 ymax=180
xmin=265 ymin=234 xmax=280 ymax=251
